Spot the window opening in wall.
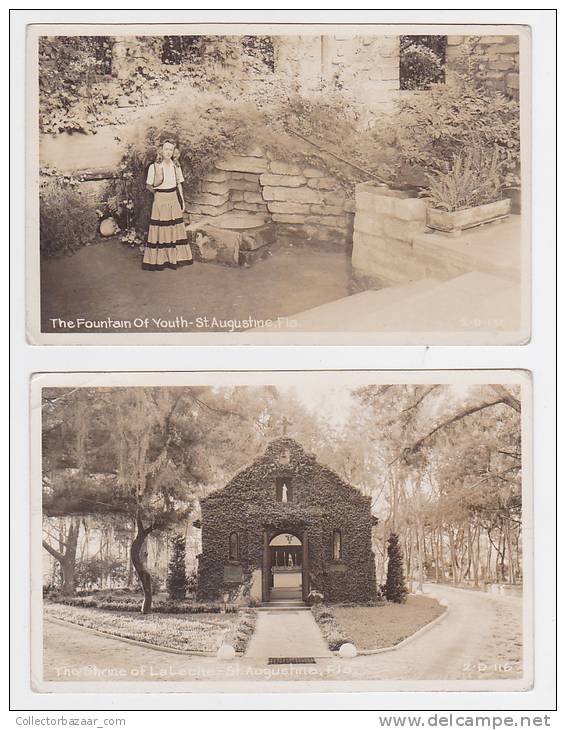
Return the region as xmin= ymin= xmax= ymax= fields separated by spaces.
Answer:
xmin=228 ymin=531 xmax=239 ymax=560
xmin=332 ymin=529 xmax=342 ymax=560
xmin=399 ymin=35 xmax=447 ymax=90
xmin=241 ymin=36 xmax=275 ymax=71
xmin=161 ymin=36 xmax=202 ymax=65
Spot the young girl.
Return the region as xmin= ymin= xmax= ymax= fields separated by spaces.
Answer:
xmin=142 ymin=139 xmax=193 ymax=271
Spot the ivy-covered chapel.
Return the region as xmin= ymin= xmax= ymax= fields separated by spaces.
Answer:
xmin=196 ymin=437 xmax=377 ymax=604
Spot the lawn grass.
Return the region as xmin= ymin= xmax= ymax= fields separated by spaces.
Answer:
xmin=313 ymin=596 xmax=446 ymax=651
xmin=332 ymin=596 xmax=445 ymax=651
xmin=44 ymin=603 xmax=255 ymax=654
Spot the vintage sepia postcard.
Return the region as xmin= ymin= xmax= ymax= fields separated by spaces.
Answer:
xmin=30 ymin=370 xmax=533 ymax=693
xmin=26 ymin=23 xmax=531 ymax=345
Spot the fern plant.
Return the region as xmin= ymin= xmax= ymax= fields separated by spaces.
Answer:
xmin=424 ymin=148 xmax=505 ymax=212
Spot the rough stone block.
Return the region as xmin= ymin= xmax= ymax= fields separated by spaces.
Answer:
xmin=302 ymin=167 xmax=325 ymax=178
xmin=267 ymin=201 xmax=311 ymax=215
xmin=354 ymin=210 xmax=385 ymax=236
xmin=353 ymin=229 xmax=413 ymax=256
xmin=271 ymin=213 xmax=306 ymax=224
xmin=231 ymin=172 xmax=261 ymax=182
xmin=481 ymin=35 xmax=506 ymax=44
xmin=324 ymin=191 xmax=347 ymax=206
xmin=229 ymin=179 xmax=262 ymax=192
xmin=243 ymin=191 xmax=264 ymax=204
xmin=192 ymin=191 xmax=230 ymax=207
xmin=262 ymin=186 xmax=324 ymax=204
xmin=216 ymin=155 xmax=268 ymax=173
xmin=203 ymin=169 xmax=229 ymax=183
xmin=230 ymin=190 xmax=244 ymax=202
xmin=306 ymin=214 xmax=347 ymax=228
xmin=307 ymin=177 xmax=337 ymax=190
xmin=259 ymin=173 xmax=307 ymax=187
xmin=201 ymin=180 xmax=231 ymax=195
xmin=269 ymin=160 xmax=302 ymax=175
xmin=382 ymin=216 xmax=425 ymax=242
xmin=484 ymin=70 xmax=505 ymax=80
xmin=233 ymin=202 xmax=269 ymax=213
xmin=355 ymin=184 xmax=396 ymax=214
xmin=393 ymin=197 xmax=427 ymax=221
xmin=309 ymin=204 xmax=345 ymax=215
xmin=507 ymin=73 xmax=520 ymax=89
xmin=447 ymin=35 xmax=464 ymax=45
xmin=493 ymin=57 xmax=515 ymax=71
xmin=498 ymin=42 xmax=520 ymax=54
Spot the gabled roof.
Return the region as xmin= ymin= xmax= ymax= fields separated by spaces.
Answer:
xmin=202 ymin=436 xmax=369 ymax=504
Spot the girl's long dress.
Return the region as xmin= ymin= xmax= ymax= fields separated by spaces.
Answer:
xmin=142 ymin=188 xmax=193 ymax=271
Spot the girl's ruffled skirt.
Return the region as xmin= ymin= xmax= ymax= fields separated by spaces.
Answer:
xmin=142 ymin=189 xmax=193 ymax=271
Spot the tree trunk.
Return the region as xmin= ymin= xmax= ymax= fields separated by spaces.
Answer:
xmin=130 ymin=515 xmax=153 ymax=614
xmin=43 ymin=517 xmax=81 ymax=596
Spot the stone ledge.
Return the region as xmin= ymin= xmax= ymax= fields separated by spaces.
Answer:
xmin=216 ymin=155 xmax=268 ymax=173
xmin=259 ymin=173 xmax=307 ymax=188
xmin=201 ymin=181 xmax=231 ymax=195
xmin=267 ymin=201 xmax=312 ymax=215
xmin=262 ymin=186 xmax=324 ymax=204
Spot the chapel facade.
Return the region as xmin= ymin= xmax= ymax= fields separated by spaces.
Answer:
xmin=196 ymin=437 xmax=378 ymax=604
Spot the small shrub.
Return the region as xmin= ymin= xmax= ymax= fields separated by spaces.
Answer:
xmin=166 ymin=534 xmax=189 ymax=601
xmin=384 ymin=533 xmax=408 ymax=604
xmin=374 ymin=73 xmax=520 ymax=189
xmin=423 ymin=148 xmax=505 ymax=212
xmin=39 ymin=176 xmax=98 ymax=257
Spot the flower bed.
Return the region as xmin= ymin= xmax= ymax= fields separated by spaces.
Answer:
xmin=313 ymin=596 xmax=445 ymax=651
xmin=44 ymin=603 xmax=256 ymax=654
xmin=311 ymin=604 xmax=353 ymax=650
xmin=49 ymin=593 xmax=238 ymax=614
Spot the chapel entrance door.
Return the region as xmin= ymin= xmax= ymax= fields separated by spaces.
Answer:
xmin=266 ymin=532 xmax=304 ymax=602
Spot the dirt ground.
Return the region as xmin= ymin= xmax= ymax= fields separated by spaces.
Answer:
xmin=40 ymin=239 xmax=354 ymax=334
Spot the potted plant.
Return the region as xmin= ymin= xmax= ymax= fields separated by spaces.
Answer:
xmin=423 ymin=148 xmax=511 ymax=235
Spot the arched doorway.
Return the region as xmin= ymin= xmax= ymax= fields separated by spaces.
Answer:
xmin=262 ymin=531 xmax=308 ymax=603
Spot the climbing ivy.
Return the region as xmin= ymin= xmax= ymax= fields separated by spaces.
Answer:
xmin=197 ymin=438 xmax=377 ymax=604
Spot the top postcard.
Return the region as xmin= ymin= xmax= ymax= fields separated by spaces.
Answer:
xmin=26 ymin=23 xmax=531 ymax=345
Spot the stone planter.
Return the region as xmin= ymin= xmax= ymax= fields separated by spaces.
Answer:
xmin=426 ymin=198 xmax=511 ymax=236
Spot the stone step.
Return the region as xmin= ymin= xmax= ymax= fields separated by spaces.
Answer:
xmin=363 ymin=271 xmax=520 ymax=332
xmin=275 ymin=278 xmax=440 ymax=331
xmin=257 ymin=604 xmax=310 ymax=611
xmin=264 ymin=271 xmax=521 ymax=335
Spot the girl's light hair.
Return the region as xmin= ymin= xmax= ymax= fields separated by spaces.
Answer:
xmin=155 ymin=138 xmax=181 ymax=163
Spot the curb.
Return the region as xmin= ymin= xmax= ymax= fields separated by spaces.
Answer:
xmin=45 ymin=615 xmax=229 ymax=658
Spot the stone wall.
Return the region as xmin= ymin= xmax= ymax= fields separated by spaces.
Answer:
xmin=274 ymin=35 xmax=400 ymax=115
xmin=446 ymin=35 xmax=520 ymax=99
xmin=352 ymin=183 xmax=428 ymax=287
xmin=186 ymin=149 xmax=355 ymax=249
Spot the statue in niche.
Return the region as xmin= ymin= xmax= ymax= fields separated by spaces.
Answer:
xmin=282 ymin=483 xmax=288 ymax=502
xmin=287 ymin=553 xmax=294 ymax=567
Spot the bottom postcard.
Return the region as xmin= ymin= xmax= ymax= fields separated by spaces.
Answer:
xmin=30 ymin=369 xmax=532 ymax=693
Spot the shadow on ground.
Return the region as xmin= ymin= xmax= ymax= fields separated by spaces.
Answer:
xmin=40 ymin=239 xmax=355 ymax=334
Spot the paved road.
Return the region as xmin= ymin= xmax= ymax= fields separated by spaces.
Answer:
xmin=42 ymin=585 xmax=523 ymax=685
xmin=346 ymin=584 xmax=523 ymax=682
